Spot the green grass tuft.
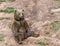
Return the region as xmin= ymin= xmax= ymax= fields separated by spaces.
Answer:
xmin=0 ymin=34 xmax=3 ymax=41
xmin=0 ymin=7 xmax=15 ymax=13
xmin=58 ymin=5 xmax=60 ymax=8
xmin=55 ymin=0 xmax=60 ymax=8
xmin=0 ymin=0 xmax=16 ymax=2
xmin=4 ymin=7 xmax=15 ymax=13
xmin=9 ymin=0 xmax=16 ymax=2
xmin=55 ymin=0 xmax=60 ymax=2
xmin=50 ymin=23 xmax=58 ymax=30
xmin=45 ymin=32 xmax=50 ymax=34
xmin=37 ymin=41 xmax=46 ymax=45
xmin=56 ymin=21 xmax=60 ymax=24
xmin=50 ymin=21 xmax=60 ymax=30
xmin=0 ymin=0 xmax=6 ymax=2
xmin=0 ymin=17 xmax=11 ymax=20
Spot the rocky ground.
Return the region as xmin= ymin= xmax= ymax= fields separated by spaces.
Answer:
xmin=0 ymin=0 xmax=60 ymax=46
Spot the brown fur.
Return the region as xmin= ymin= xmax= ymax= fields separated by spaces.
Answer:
xmin=12 ymin=9 xmax=39 ymax=44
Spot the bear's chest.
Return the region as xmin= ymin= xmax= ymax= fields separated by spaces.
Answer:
xmin=19 ymin=27 xmax=26 ymax=34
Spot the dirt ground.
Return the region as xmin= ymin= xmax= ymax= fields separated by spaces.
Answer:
xmin=0 ymin=0 xmax=60 ymax=46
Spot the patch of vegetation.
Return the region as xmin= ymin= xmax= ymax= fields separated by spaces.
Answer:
xmin=0 ymin=0 xmax=16 ymax=2
xmin=0 ymin=17 xmax=11 ymax=20
xmin=50 ymin=23 xmax=58 ymax=30
xmin=55 ymin=0 xmax=60 ymax=8
xmin=55 ymin=21 xmax=60 ymax=24
xmin=58 ymin=5 xmax=60 ymax=8
xmin=55 ymin=0 xmax=60 ymax=2
xmin=0 ymin=7 xmax=15 ymax=13
xmin=37 ymin=41 xmax=48 ymax=46
xmin=9 ymin=0 xmax=16 ymax=2
xmin=0 ymin=34 xmax=3 ymax=41
xmin=45 ymin=32 xmax=50 ymax=34
xmin=4 ymin=7 xmax=15 ymax=13
xmin=50 ymin=21 xmax=60 ymax=30
xmin=0 ymin=0 xmax=6 ymax=2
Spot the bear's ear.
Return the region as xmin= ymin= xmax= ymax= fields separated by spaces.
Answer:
xmin=14 ymin=10 xmax=20 ymax=21
xmin=14 ymin=10 xmax=17 ymax=19
xmin=22 ymin=9 xmax=24 ymax=14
